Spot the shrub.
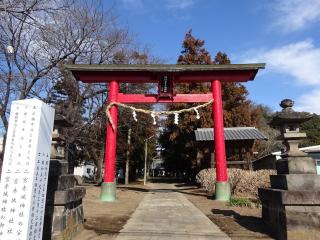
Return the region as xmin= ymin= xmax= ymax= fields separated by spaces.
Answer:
xmin=196 ymin=168 xmax=276 ymax=200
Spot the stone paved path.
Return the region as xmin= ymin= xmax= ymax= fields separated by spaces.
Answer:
xmin=116 ymin=184 xmax=231 ymax=240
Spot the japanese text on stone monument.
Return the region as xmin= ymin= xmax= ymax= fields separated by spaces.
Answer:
xmin=0 ymin=99 xmax=54 ymax=240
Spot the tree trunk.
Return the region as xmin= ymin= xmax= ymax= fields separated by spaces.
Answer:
xmin=0 ymin=133 xmax=6 ymax=179
xmin=125 ymin=127 xmax=131 ymax=185
xmin=246 ymin=146 xmax=253 ymax=170
xmin=97 ymin=150 xmax=104 ymax=183
xmin=211 ymin=150 xmax=215 ymax=168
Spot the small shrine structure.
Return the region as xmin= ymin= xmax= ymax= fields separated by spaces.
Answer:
xmin=195 ymin=127 xmax=268 ymax=169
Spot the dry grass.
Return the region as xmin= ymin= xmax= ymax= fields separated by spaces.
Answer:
xmin=196 ymin=168 xmax=276 ymax=200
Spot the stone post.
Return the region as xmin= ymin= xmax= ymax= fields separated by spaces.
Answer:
xmin=258 ymin=99 xmax=320 ymax=240
xmin=0 ymin=99 xmax=55 ymax=240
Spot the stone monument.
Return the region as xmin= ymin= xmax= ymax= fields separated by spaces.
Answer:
xmin=0 ymin=99 xmax=55 ymax=240
xmin=43 ymin=114 xmax=86 ymax=240
xmin=259 ymin=99 xmax=320 ymax=240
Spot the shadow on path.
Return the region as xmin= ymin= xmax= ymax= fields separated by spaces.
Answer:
xmin=118 ymin=185 xmax=209 ymax=197
xmin=211 ymin=209 xmax=273 ymax=238
xmin=117 ymin=186 xmax=149 ymax=192
xmin=149 ymin=188 xmax=208 ymax=197
xmin=117 ymin=181 xmax=209 ymax=198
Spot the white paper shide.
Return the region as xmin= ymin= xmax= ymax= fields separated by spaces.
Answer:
xmin=0 ymin=99 xmax=55 ymax=240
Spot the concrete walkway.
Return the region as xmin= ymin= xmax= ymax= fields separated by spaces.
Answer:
xmin=116 ymin=184 xmax=230 ymax=240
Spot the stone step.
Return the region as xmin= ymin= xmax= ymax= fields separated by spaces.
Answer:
xmin=270 ymin=174 xmax=320 ymax=190
xmin=276 ymin=157 xmax=317 ymax=174
xmin=49 ymin=159 xmax=69 ymax=176
xmin=259 ymin=187 xmax=320 ymax=205
xmin=46 ymin=186 xmax=86 ymax=205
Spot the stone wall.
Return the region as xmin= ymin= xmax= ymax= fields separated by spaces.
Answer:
xmin=259 ymin=188 xmax=320 ymax=239
xmin=43 ymin=160 xmax=86 ymax=240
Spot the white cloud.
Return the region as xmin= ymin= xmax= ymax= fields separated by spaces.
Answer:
xmin=272 ymin=0 xmax=320 ymax=32
xmin=244 ymin=40 xmax=320 ymax=86
xmin=242 ymin=39 xmax=320 ymax=113
xmin=296 ymin=89 xmax=320 ymax=114
xmin=165 ymin=0 xmax=195 ymax=9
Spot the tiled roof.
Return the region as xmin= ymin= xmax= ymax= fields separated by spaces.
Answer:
xmin=195 ymin=127 xmax=268 ymax=141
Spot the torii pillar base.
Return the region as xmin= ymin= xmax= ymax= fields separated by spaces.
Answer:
xmin=100 ymin=182 xmax=116 ymax=202
xmin=215 ymin=182 xmax=231 ymax=201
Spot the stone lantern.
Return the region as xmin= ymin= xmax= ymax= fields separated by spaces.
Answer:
xmin=271 ymin=99 xmax=314 ymax=174
xmin=51 ymin=114 xmax=72 ymax=160
xmin=259 ymin=99 xmax=320 ymax=240
xmin=43 ymin=114 xmax=86 ymax=240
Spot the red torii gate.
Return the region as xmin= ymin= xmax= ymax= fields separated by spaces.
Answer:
xmin=66 ymin=64 xmax=265 ymax=201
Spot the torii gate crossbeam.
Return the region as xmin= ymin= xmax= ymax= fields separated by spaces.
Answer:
xmin=66 ymin=64 xmax=265 ymax=202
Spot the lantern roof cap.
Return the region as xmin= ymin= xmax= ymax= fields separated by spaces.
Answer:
xmin=270 ymin=99 xmax=313 ymax=126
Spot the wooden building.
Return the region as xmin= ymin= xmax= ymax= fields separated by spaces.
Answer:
xmin=195 ymin=127 xmax=268 ymax=170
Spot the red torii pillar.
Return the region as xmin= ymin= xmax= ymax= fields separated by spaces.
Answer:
xmin=212 ymin=80 xmax=230 ymax=200
xmin=100 ymin=80 xmax=118 ymax=201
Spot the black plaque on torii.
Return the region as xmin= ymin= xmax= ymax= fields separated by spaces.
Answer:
xmin=158 ymin=74 xmax=173 ymax=98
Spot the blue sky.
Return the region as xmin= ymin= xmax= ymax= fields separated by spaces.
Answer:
xmin=106 ymin=0 xmax=320 ymax=113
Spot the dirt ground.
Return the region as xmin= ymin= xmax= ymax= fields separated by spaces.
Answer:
xmin=73 ymin=184 xmax=148 ymax=240
xmin=176 ymin=184 xmax=274 ymax=239
xmin=74 ymin=182 xmax=274 ymax=240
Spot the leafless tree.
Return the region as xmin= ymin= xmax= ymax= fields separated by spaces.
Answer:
xmin=0 ymin=0 xmax=71 ymax=22
xmin=0 ymin=0 xmax=162 ymax=180
xmin=0 ymin=0 xmax=131 ymax=132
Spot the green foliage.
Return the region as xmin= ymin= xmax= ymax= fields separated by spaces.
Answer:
xmin=300 ymin=114 xmax=320 ymax=147
xmin=252 ymin=104 xmax=282 ymax=157
xmin=227 ymin=197 xmax=253 ymax=208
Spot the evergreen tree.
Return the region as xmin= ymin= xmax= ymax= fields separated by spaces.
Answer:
xmin=160 ymin=30 xmax=262 ymax=176
xmin=300 ymin=114 xmax=320 ymax=147
xmin=177 ymin=30 xmax=212 ymax=65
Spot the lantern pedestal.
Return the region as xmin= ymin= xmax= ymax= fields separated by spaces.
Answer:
xmin=259 ymin=188 xmax=320 ymax=240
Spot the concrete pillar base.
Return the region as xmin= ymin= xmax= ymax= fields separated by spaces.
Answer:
xmin=215 ymin=181 xmax=231 ymax=201
xmin=100 ymin=182 xmax=116 ymax=202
